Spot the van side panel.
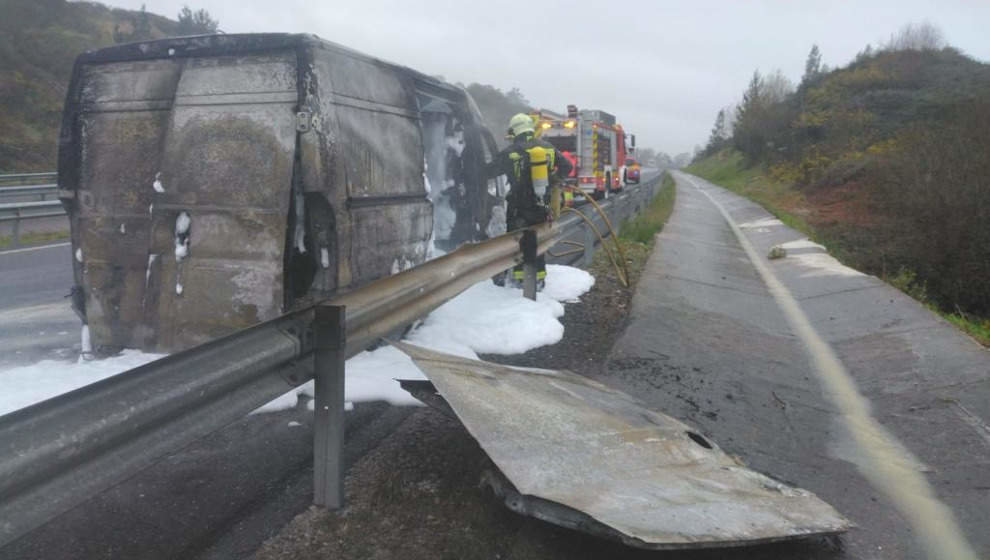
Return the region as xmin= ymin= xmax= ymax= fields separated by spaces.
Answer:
xmin=310 ymin=48 xmax=431 ymax=289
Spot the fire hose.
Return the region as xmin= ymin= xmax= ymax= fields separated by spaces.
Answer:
xmin=546 ymin=185 xmax=630 ymax=287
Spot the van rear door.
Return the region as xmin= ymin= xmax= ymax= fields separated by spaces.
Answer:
xmin=67 ymin=50 xmax=299 ymax=351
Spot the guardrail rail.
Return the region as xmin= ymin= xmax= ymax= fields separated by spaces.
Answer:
xmin=0 ymin=172 xmax=64 ymax=248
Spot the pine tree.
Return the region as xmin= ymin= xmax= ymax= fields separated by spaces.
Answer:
xmin=802 ymin=44 xmax=822 ymax=85
xmin=134 ymin=5 xmax=151 ymax=40
xmin=735 ymin=71 xmax=763 ymax=127
xmin=177 ymin=5 xmax=219 ymax=35
xmin=704 ymin=109 xmax=728 ymax=155
xmin=733 ymin=71 xmax=766 ymax=161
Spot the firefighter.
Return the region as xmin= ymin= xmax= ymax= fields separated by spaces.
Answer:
xmin=487 ymin=113 xmax=572 ymax=288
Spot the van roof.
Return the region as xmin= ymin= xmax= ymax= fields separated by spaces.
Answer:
xmin=75 ymin=33 xmax=458 ymax=96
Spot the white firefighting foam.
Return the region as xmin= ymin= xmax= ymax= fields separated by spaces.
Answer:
xmin=0 ymin=266 xmax=594 ymax=417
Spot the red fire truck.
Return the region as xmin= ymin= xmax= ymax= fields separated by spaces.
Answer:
xmin=533 ymin=105 xmax=635 ymax=200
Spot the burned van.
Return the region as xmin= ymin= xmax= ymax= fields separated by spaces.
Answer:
xmin=58 ymin=34 xmax=504 ymax=353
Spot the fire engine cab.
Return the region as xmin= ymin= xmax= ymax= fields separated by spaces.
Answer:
xmin=533 ymin=105 xmax=635 ymax=200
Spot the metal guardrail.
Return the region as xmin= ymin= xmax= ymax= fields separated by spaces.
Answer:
xmin=0 ymin=172 xmax=665 ymax=546
xmin=0 ymin=200 xmax=66 ymax=248
xmin=0 ymin=173 xmax=64 ymax=248
xmin=0 ymin=184 xmax=59 ymax=201
xmin=0 ymin=172 xmax=57 ymax=186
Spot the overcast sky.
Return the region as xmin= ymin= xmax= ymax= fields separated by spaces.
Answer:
xmin=110 ymin=0 xmax=990 ymax=156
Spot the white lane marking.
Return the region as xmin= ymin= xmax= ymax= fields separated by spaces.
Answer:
xmin=0 ymin=242 xmax=70 ymax=256
xmin=951 ymin=401 xmax=990 ymax=450
xmin=0 ymin=301 xmax=76 ymax=323
xmin=678 ymin=172 xmax=978 ymax=560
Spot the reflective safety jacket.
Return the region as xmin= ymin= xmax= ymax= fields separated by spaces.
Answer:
xmin=487 ymin=133 xmax=572 ymax=209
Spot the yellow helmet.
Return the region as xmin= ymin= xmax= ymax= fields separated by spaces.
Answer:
xmin=508 ymin=113 xmax=535 ymax=137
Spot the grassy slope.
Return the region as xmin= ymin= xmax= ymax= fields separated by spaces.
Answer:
xmin=685 ymin=151 xmax=816 ymax=238
xmin=619 ymin=172 xmax=676 ymax=245
xmin=687 ymin=150 xmax=990 ymax=346
xmin=0 ymin=229 xmax=69 ymax=249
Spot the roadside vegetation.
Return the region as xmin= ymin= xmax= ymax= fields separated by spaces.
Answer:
xmin=620 ymin=172 xmax=676 ymax=245
xmin=688 ymin=22 xmax=990 ymax=346
xmin=0 ymin=0 xmax=217 ymax=172
xmin=461 ymin=84 xmax=532 ymax=150
xmin=686 ymin=150 xmax=814 ymax=238
xmin=687 ymin=153 xmax=990 ymax=346
xmin=0 ymin=230 xmax=69 ymax=250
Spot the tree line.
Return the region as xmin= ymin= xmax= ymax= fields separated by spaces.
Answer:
xmin=114 ymin=4 xmax=219 ymax=44
xmin=0 ymin=0 xmax=220 ymax=171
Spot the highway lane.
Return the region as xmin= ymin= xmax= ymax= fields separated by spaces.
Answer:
xmin=603 ymin=171 xmax=989 ymax=559
xmin=0 ymin=243 xmax=73 ymax=311
xmin=0 ymin=243 xmax=78 ymax=368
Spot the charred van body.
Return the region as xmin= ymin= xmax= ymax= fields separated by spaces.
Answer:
xmin=58 ymin=34 xmax=504 ymax=353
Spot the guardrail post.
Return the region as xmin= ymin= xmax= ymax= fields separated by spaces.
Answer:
xmin=313 ymin=303 xmax=346 ymax=509
xmin=521 ymin=229 xmax=537 ymax=301
xmin=583 ymin=222 xmax=595 ymax=267
xmin=13 ymin=208 xmax=21 ymax=248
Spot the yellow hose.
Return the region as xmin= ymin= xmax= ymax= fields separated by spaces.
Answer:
xmin=563 ymin=187 xmax=631 ymax=285
xmin=547 ymin=240 xmax=585 ymax=259
xmin=561 ymin=206 xmax=628 ymax=287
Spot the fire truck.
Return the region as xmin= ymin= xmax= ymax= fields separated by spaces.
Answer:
xmin=533 ymin=105 xmax=635 ymax=200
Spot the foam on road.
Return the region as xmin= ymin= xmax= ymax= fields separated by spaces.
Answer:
xmin=254 ymin=264 xmax=595 ymax=413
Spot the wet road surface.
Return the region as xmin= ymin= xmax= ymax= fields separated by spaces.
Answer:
xmin=602 ymin=171 xmax=989 ymax=559
xmin=0 ymin=243 xmax=78 ymax=368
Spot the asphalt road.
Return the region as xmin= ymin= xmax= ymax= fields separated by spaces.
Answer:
xmin=0 ymin=242 xmax=73 ymax=311
xmin=602 ymin=171 xmax=989 ymax=559
xmin=0 ymin=243 xmax=79 ymax=368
